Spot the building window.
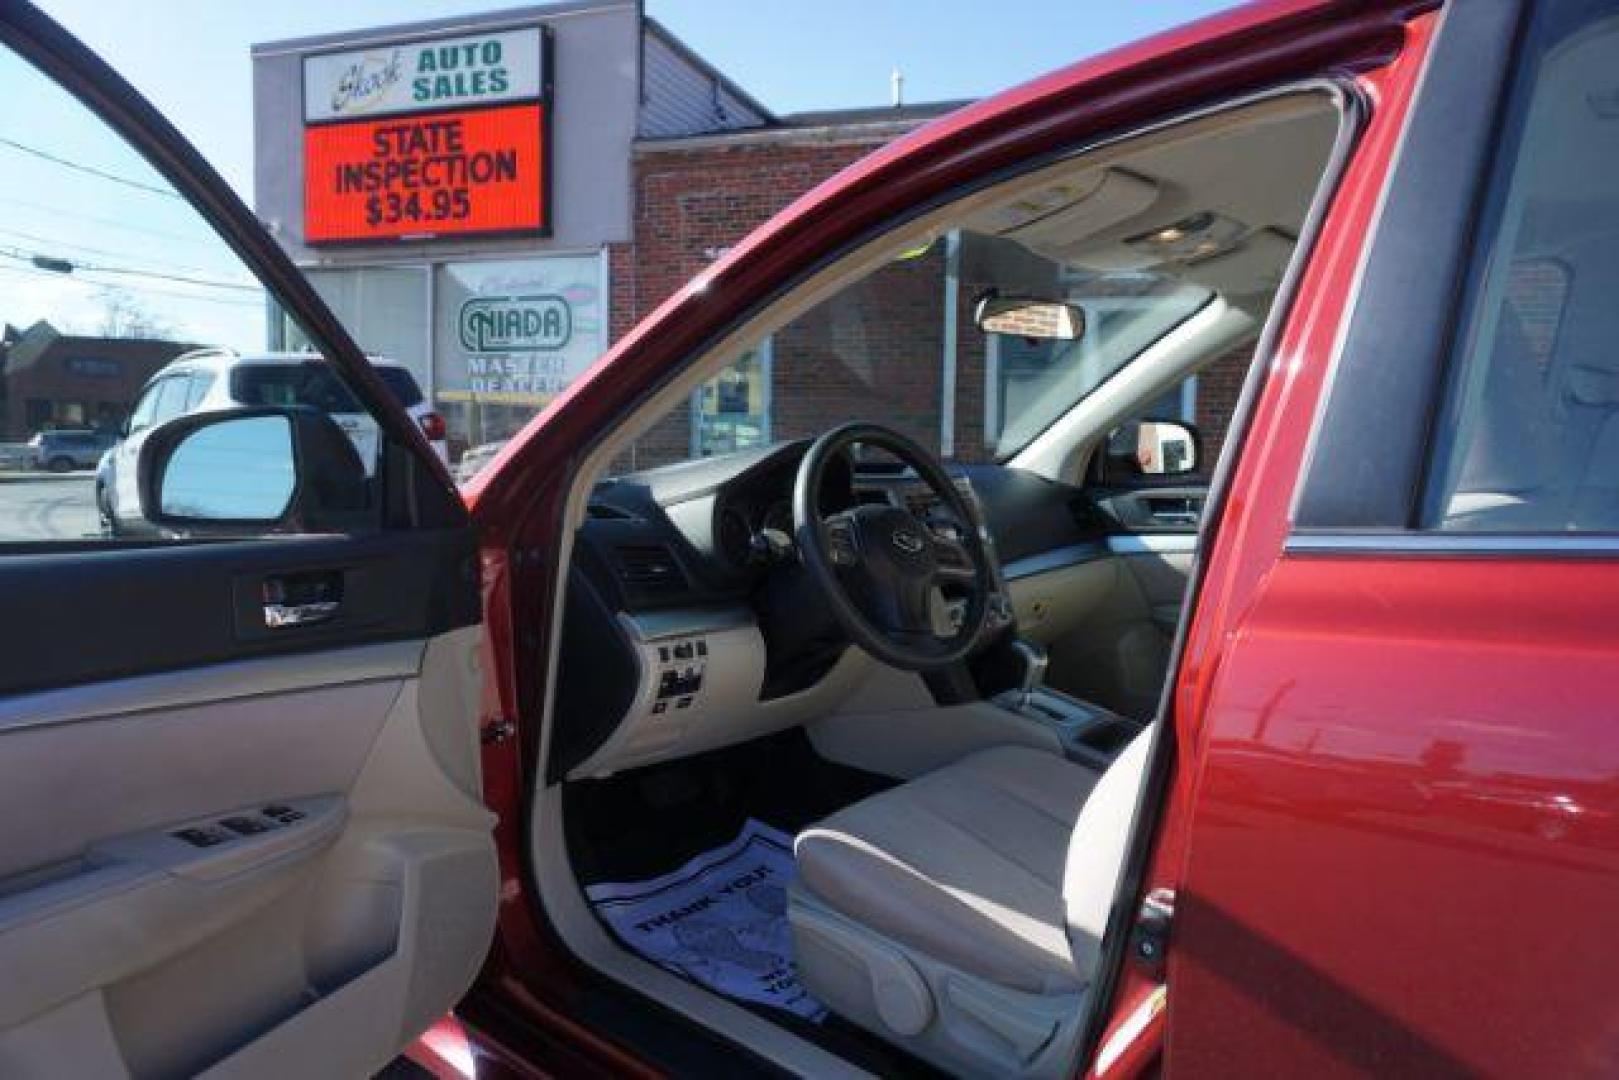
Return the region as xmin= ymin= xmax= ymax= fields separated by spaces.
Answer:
xmin=65 ymin=356 xmax=122 ymax=378
xmin=24 ymin=400 xmax=52 ymax=431
xmin=691 ymin=341 xmax=771 ymax=457
xmin=433 ymin=254 xmax=606 ymax=461
xmin=290 ymin=266 xmax=432 ymax=394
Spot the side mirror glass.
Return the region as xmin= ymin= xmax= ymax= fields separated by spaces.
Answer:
xmin=1107 ymin=418 xmax=1200 ymax=477
xmin=136 ymin=406 xmax=371 ymax=534
xmin=159 ymin=414 xmax=296 ymax=523
xmin=974 ymin=296 xmax=1086 ymax=341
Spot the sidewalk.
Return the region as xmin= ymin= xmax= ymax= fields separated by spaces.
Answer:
xmin=0 ymin=470 xmax=95 ymax=482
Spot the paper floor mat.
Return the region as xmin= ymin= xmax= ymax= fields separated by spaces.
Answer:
xmin=584 ymin=818 xmax=826 ymax=1021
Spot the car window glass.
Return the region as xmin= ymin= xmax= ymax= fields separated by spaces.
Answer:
xmin=230 ymin=363 xmax=420 ymax=412
xmin=1427 ymin=2 xmax=1619 ymax=531
xmin=608 ymin=93 xmax=1340 ymax=480
xmin=185 ymin=370 xmax=216 ymax=409
xmin=150 ymin=377 xmax=190 ymax=424
xmin=127 ymin=383 xmax=161 ymax=433
xmin=0 ymin=45 xmax=389 ymax=542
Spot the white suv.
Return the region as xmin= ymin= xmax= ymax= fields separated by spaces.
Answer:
xmin=96 ymin=350 xmax=446 ymax=535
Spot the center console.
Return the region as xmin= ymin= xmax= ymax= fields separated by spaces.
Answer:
xmin=992 ymin=639 xmax=1145 ymax=770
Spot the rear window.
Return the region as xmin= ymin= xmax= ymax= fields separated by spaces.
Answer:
xmin=230 ymin=363 xmax=423 ymax=412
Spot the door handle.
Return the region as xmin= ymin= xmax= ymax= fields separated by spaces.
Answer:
xmin=263 ymin=600 xmax=339 ymax=628
xmin=261 ymin=572 xmax=343 ymax=629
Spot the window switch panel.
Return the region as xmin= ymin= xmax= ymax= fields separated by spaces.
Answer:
xmin=220 ymin=815 xmax=272 ymax=836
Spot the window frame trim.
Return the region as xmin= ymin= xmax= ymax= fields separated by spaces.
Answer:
xmin=1290 ymin=0 xmax=1530 ymax=532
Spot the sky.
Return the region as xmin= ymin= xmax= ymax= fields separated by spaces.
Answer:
xmin=32 ymin=0 xmax=1231 ymax=196
xmin=4 ymin=0 xmax=1229 ymax=345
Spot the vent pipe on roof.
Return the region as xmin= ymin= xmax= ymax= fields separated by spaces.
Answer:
xmin=891 ymin=67 xmax=904 ymax=108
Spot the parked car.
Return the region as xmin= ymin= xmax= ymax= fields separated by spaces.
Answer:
xmin=26 ymin=428 xmax=114 ymax=472
xmin=453 ymin=439 xmax=508 ymax=486
xmin=2 ymin=2 xmax=1615 ymax=1079
xmin=95 ymin=349 xmax=446 ymax=534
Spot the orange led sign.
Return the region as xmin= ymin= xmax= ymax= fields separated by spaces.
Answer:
xmin=303 ymin=102 xmax=548 ymax=243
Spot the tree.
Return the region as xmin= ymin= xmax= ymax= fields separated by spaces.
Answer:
xmin=94 ymin=288 xmax=174 ymax=340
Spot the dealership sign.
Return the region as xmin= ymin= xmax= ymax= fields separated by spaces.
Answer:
xmin=459 ymin=295 xmax=571 ymax=352
xmin=302 ymin=28 xmax=546 ymax=122
xmin=436 ymin=258 xmax=600 ymax=406
xmin=302 ymin=26 xmax=552 ymax=244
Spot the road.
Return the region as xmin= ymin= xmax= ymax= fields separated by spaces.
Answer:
xmin=0 ymin=475 xmax=101 ymax=541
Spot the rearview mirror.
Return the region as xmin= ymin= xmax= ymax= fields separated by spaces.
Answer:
xmin=974 ymin=296 xmax=1086 ymax=341
xmin=1106 ymin=418 xmax=1200 ymax=478
xmin=137 ymin=407 xmax=369 ymax=533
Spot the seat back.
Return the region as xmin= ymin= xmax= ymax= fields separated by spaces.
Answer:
xmin=1062 ymin=722 xmax=1157 ymax=978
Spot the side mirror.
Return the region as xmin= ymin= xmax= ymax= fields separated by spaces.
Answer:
xmin=974 ymin=295 xmax=1086 ymax=341
xmin=1106 ymin=418 xmax=1201 ymax=478
xmin=137 ymin=406 xmax=368 ymax=533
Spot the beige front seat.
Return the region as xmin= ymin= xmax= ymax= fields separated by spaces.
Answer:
xmin=789 ymin=728 xmax=1154 ymax=1078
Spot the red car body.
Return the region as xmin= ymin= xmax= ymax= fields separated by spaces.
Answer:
xmin=438 ymin=0 xmax=1619 ymax=1075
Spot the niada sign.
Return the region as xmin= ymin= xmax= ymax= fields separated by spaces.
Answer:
xmin=303 ymin=27 xmax=547 ymax=123
xmin=459 ymin=295 xmax=572 ymax=353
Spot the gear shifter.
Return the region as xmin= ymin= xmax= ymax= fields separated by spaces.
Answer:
xmin=1008 ymin=637 xmax=1049 ymax=710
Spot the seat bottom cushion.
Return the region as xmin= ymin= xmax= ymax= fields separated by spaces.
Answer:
xmin=793 ymin=745 xmax=1099 ymax=994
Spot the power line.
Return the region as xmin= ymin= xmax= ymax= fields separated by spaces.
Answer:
xmin=0 ymin=194 xmax=220 ymax=248
xmin=0 ymin=246 xmax=259 ymax=293
xmin=0 ymin=263 xmax=262 ymax=308
xmin=0 ymin=134 xmax=183 ymax=200
xmin=0 ymin=225 xmax=235 ymax=279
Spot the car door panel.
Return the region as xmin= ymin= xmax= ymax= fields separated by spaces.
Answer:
xmin=1107 ymin=532 xmax=1199 ymax=633
xmin=0 ymin=529 xmax=477 ymax=697
xmin=0 ymin=625 xmax=495 ymax=1079
xmin=0 ymin=5 xmax=496 ymax=1075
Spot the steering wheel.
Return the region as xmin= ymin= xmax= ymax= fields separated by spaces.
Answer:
xmin=793 ymin=422 xmax=997 ymax=671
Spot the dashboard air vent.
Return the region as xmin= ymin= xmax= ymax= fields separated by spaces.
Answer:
xmin=616 ymin=545 xmax=686 ymax=594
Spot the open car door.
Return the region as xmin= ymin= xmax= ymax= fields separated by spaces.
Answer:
xmin=0 ymin=5 xmax=495 ymax=1077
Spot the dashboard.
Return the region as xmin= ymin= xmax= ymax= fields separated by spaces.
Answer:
xmin=548 ymin=439 xmax=1104 ymax=780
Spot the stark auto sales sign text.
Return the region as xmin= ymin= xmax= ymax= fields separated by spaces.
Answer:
xmin=302 ymin=26 xmax=552 ymax=243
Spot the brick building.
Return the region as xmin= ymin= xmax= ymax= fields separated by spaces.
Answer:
xmin=0 ymin=321 xmax=195 ymax=441
xmin=253 ymin=1 xmax=1248 ymax=473
xmin=613 ymin=118 xmax=1253 ymax=471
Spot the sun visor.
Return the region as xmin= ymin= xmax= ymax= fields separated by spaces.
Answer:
xmin=959 ymin=234 xmax=1067 ymax=294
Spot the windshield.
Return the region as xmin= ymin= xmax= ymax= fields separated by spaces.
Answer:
xmin=990 ymin=272 xmax=1212 ymax=459
xmin=231 ymin=363 xmax=423 ymax=412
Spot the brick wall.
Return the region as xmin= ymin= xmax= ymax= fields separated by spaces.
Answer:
xmin=1193 ymin=345 xmax=1253 ymax=468
xmin=615 ymin=134 xmax=952 ymax=471
xmin=611 ymin=130 xmax=1260 ymax=474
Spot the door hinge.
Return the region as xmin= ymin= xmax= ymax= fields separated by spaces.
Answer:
xmin=481 ymin=718 xmax=517 ymax=745
xmin=1130 ymin=888 xmax=1175 ymax=973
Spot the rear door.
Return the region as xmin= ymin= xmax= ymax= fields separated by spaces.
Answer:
xmin=1169 ymin=2 xmax=1619 ymax=1073
xmin=0 ymin=7 xmax=496 ymax=1078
